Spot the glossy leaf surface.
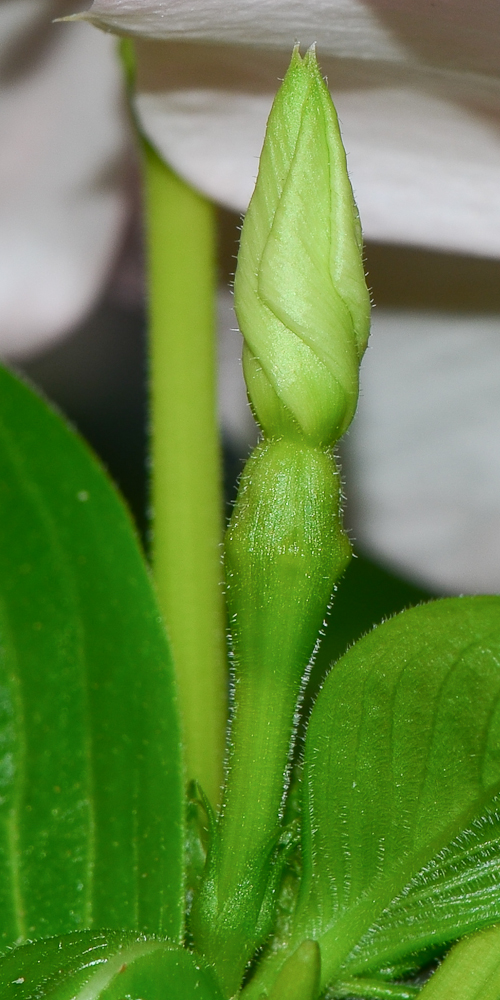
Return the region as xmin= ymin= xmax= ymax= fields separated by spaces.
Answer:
xmin=299 ymin=597 xmax=500 ymax=989
xmin=0 ymin=366 xmax=183 ymax=946
xmin=0 ymin=931 xmax=222 ymax=1000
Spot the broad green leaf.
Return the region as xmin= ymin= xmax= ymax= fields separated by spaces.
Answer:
xmin=0 ymin=931 xmax=223 ymax=1000
xmin=245 ymin=597 xmax=500 ymax=998
xmin=0 ymin=366 xmax=183 ymax=945
xmin=343 ymin=789 xmax=500 ymax=975
xmin=301 ymin=597 xmax=500 ymax=989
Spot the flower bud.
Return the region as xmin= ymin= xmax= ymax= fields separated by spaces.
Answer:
xmin=234 ymin=46 xmax=370 ymax=447
xmin=194 ymin=50 xmax=366 ymax=996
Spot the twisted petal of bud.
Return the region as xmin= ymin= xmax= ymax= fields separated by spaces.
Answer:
xmin=234 ymin=46 xmax=370 ymax=446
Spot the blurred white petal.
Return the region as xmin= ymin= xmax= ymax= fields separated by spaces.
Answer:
xmin=136 ymin=79 xmax=500 ymax=258
xmin=0 ymin=2 xmax=130 ymax=357
xmin=81 ymin=0 xmax=411 ymax=59
xmin=82 ymin=0 xmax=500 ymax=257
xmin=336 ymin=88 xmax=500 ymax=259
xmin=346 ymin=310 xmax=500 ymax=594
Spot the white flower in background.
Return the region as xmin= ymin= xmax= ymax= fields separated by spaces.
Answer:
xmin=82 ymin=0 xmax=500 ymax=258
xmin=0 ymin=0 xmax=129 ymax=357
xmin=4 ymin=0 xmax=500 ymax=594
xmin=346 ymin=310 xmax=500 ymax=594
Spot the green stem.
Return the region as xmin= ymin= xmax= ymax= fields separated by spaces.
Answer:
xmin=192 ymin=440 xmax=350 ymax=996
xmin=329 ymin=979 xmax=419 ymax=1000
xmin=142 ymin=142 xmax=227 ymax=807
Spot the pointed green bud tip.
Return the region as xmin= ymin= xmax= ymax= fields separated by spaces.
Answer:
xmin=267 ymin=940 xmax=321 ymax=1000
xmin=234 ymin=46 xmax=371 ymax=447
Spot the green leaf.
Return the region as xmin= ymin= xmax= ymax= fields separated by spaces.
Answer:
xmin=244 ymin=597 xmax=500 ymax=997
xmin=343 ymin=789 xmax=500 ymax=976
xmin=0 ymin=365 xmax=183 ymax=945
xmin=301 ymin=552 xmax=432 ymax=736
xmin=0 ymin=931 xmax=223 ymax=1000
xmin=302 ymin=596 xmax=500 ymax=988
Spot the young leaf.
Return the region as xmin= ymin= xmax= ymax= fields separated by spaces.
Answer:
xmin=417 ymin=925 xmax=500 ymax=1000
xmin=0 ymin=365 xmax=183 ymax=945
xmin=266 ymin=940 xmax=321 ymax=1000
xmin=245 ymin=596 xmax=500 ymax=997
xmin=0 ymin=930 xmax=223 ymax=1000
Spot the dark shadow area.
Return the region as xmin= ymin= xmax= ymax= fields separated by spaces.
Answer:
xmin=317 ymin=550 xmax=432 ymax=673
xmin=366 ymin=242 xmax=500 ymax=312
xmin=300 ymin=551 xmax=434 ymax=743
xmin=220 ymin=206 xmax=500 ymax=311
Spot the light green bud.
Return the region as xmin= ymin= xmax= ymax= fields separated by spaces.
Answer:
xmin=193 ymin=48 xmax=369 ymax=998
xmin=234 ymin=46 xmax=370 ymax=447
xmin=267 ymin=940 xmax=321 ymax=1000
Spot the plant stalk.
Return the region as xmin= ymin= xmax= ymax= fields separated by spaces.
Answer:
xmin=142 ymin=142 xmax=226 ymax=807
